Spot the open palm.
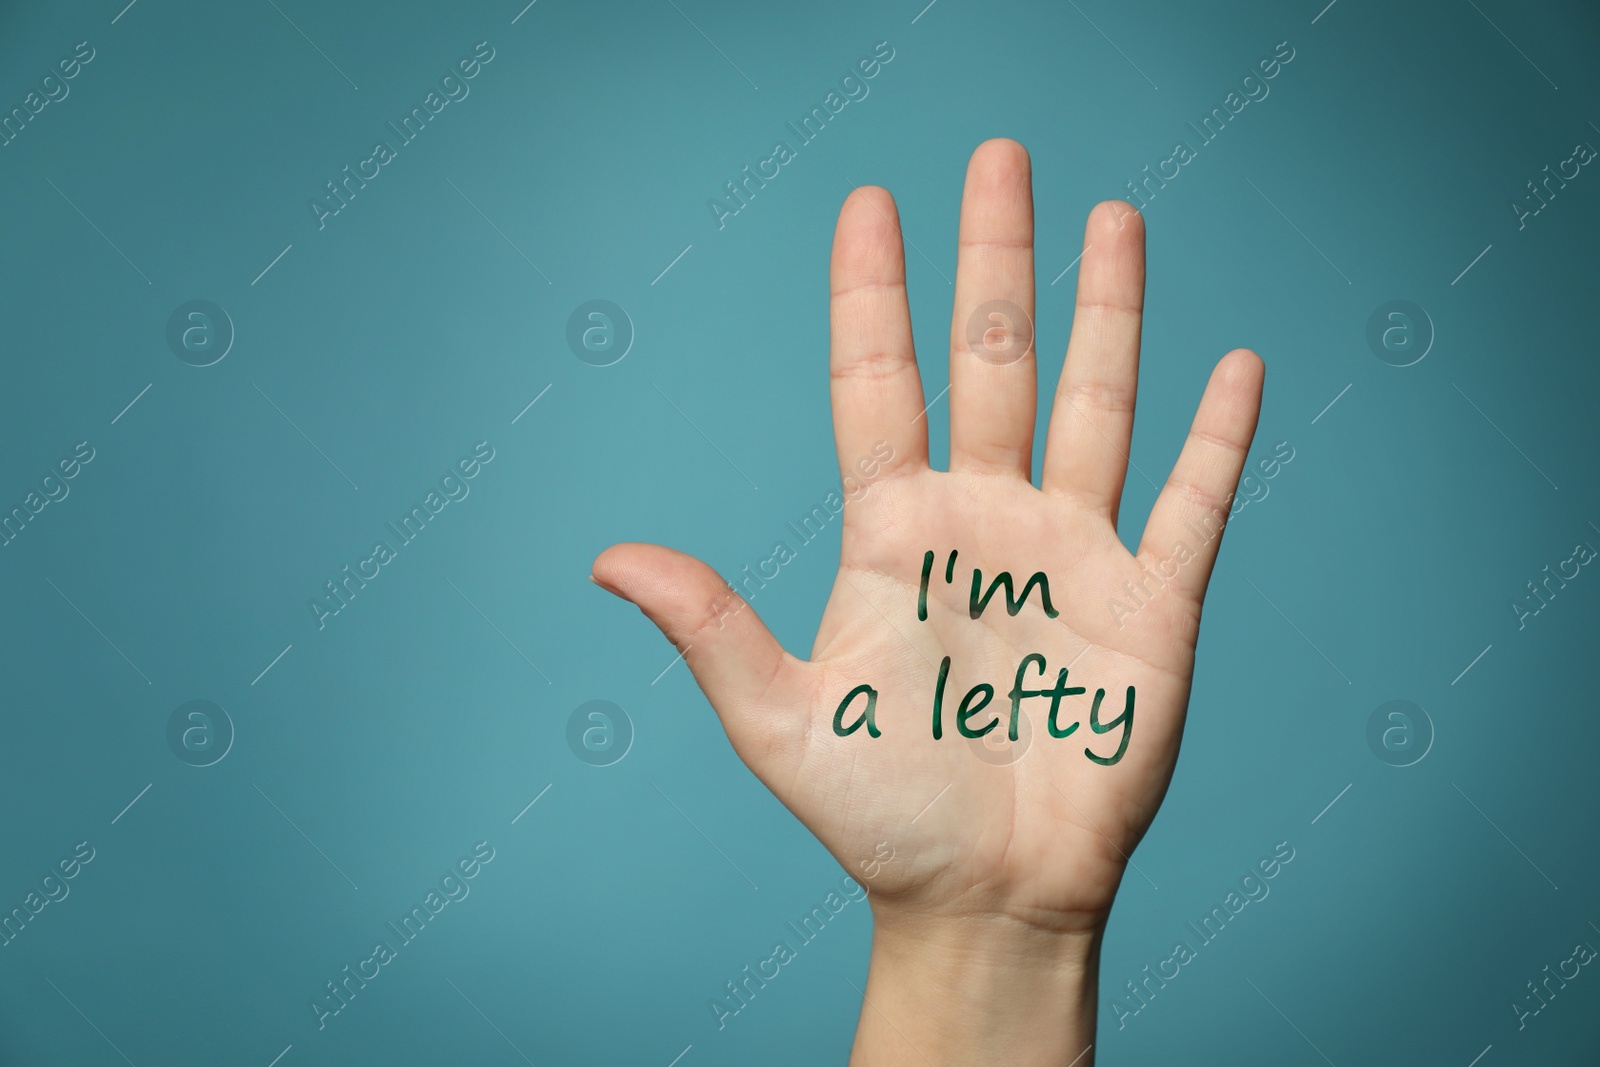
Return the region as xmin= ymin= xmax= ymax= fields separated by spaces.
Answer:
xmin=594 ymin=139 xmax=1263 ymax=941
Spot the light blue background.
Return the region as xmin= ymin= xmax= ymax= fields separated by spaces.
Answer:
xmin=0 ymin=0 xmax=1597 ymax=1063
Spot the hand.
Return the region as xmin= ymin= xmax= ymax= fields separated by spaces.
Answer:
xmin=593 ymin=138 xmax=1264 ymax=1066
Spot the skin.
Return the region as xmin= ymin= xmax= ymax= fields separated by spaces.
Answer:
xmin=593 ymin=138 xmax=1264 ymax=1065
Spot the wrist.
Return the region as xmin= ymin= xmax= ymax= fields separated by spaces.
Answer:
xmin=849 ymin=907 xmax=1102 ymax=1066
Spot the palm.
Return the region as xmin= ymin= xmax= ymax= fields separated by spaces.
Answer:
xmin=790 ymin=471 xmax=1195 ymax=931
xmin=596 ymin=139 xmax=1262 ymax=935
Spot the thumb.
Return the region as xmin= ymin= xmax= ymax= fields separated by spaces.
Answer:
xmin=591 ymin=542 xmax=809 ymax=759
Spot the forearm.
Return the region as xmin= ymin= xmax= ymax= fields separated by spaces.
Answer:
xmin=848 ymin=911 xmax=1101 ymax=1067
